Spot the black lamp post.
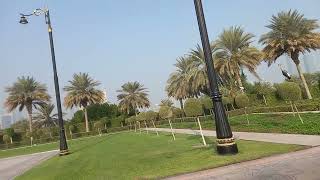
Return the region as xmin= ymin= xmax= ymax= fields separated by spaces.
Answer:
xmin=193 ymin=0 xmax=238 ymax=154
xmin=19 ymin=8 xmax=69 ymax=156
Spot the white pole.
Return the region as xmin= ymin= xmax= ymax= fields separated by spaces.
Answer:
xmin=168 ymin=119 xmax=176 ymax=140
xmin=152 ymin=120 xmax=159 ymax=136
xmin=197 ymin=117 xmax=207 ymax=146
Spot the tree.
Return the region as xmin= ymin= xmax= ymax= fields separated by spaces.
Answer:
xmin=4 ymin=128 xmax=15 ymax=144
xmin=3 ymin=135 xmax=11 ymax=146
xmin=166 ymin=56 xmax=193 ymax=109
xmin=145 ymin=111 xmax=159 ymax=136
xmin=158 ymin=106 xmax=175 ymax=140
xmin=159 ymin=99 xmax=174 ymax=107
xmin=4 ymin=76 xmax=50 ymax=135
xmin=64 ymin=73 xmax=105 ymax=132
xmin=93 ymin=121 xmax=104 ymax=136
xmin=288 ymin=72 xmax=320 ymax=98
xmin=276 ymin=82 xmax=304 ymax=123
xmin=253 ymin=82 xmax=274 ymax=105
xmin=117 ymin=81 xmax=150 ymax=115
xmin=200 ymin=95 xmax=213 ymax=115
xmin=33 ymin=103 xmax=58 ymax=128
xmin=125 ymin=116 xmax=137 ymax=132
xmin=136 ymin=112 xmax=149 ymax=134
xmin=213 ymin=26 xmax=263 ymax=92
xmin=259 ymin=10 xmax=320 ymax=99
xmin=235 ymin=94 xmax=250 ymax=124
xmin=184 ymin=98 xmax=207 ymax=145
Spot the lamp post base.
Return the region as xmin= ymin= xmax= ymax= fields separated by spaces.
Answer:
xmin=216 ymin=138 xmax=238 ymax=155
xmin=59 ymin=150 xmax=69 ymax=156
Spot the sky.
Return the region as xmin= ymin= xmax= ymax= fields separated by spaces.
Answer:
xmin=1 ymin=0 xmax=320 ymax=119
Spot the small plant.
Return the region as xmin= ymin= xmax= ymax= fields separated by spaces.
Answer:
xmin=235 ymin=94 xmax=250 ymax=124
xmin=184 ymin=98 xmax=207 ymax=146
xmin=159 ymin=106 xmax=175 ymax=140
xmin=276 ymin=82 xmax=303 ymax=123
xmin=93 ymin=121 xmax=104 ymax=136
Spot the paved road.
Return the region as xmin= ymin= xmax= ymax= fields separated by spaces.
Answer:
xmin=146 ymin=128 xmax=320 ymax=146
xmin=165 ymin=146 xmax=320 ymax=180
xmin=0 ymin=150 xmax=58 ymax=180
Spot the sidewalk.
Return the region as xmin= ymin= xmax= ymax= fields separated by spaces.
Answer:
xmin=146 ymin=128 xmax=320 ymax=146
xmin=165 ymin=146 xmax=320 ymax=180
xmin=0 ymin=150 xmax=58 ymax=180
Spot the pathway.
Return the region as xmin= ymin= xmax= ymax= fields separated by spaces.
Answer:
xmin=165 ymin=146 xmax=320 ymax=180
xmin=146 ymin=128 xmax=320 ymax=146
xmin=0 ymin=150 xmax=58 ymax=180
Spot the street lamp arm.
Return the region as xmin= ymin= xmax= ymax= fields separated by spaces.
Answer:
xmin=20 ymin=8 xmax=48 ymax=17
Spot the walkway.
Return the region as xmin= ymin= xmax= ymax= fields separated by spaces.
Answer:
xmin=146 ymin=128 xmax=320 ymax=146
xmin=165 ymin=146 xmax=320 ymax=180
xmin=0 ymin=150 xmax=58 ymax=180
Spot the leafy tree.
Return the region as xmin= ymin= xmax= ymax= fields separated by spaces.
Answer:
xmin=4 ymin=128 xmax=15 ymax=144
xmin=260 ymin=10 xmax=320 ymax=99
xmin=145 ymin=111 xmax=159 ymax=135
xmin=184 ymin=98 xmax=203 ymax=117
xmin=200 ymin=95 xmax=213 ymax=114
xmin=33 ymin=103 xmax=58 ymax=128
xmin=3 ymin=134 xmax=11 ymax=145
xmin=4 ymin=76 xmax=50 ymax=134
xmin=288 ymin=72 xmax=320 ymax=98
xmin=64 ymin=72 xmax=105 ymax=132
xmin=183 ymin=98 xmax=207 ymax=145
xmin=253 ymin=82 xmax=274 ymax=105
xmin=213 ymin=26 xmax=263 ymax=92
xmin=235 ymin=94 xmax=250 ymax=124
xmin=117 ymin=81 xmax=150 ymax=115
xmin=276 ymin=82 xmax=303 ymax=123
xmin=93 ymin=121 xmax=104 ymax=136
xmin=172 ymin=107 xmax=184 ymax=118
xmin=158 ymin=105 xmax=175 ymax=140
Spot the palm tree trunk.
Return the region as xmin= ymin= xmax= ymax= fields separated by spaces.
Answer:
xmin=10 ymin=137 xmax=13 ymax=144
xmin=26 ymin=106 xmax=33 ymax=133
xmin=235 ymin=72 xmax=244 ymax=93
xmin=179 ymin=98 xmax=184 ymax=110
xmin=84 ymin=107 xmax=89 ymax=132
xmin=295 ymin=63 xmax=312 ymax=99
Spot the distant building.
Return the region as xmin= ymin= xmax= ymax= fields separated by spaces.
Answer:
xmin=1 ymin=114 xmax=14 ymax=129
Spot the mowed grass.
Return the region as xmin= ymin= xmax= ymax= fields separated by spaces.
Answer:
xmin=16 ymin=132 xmax=304 ymax=180
xmin=160 ymin=113 xmax=320 ymax=135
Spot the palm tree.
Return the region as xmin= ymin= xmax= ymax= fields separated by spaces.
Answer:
xmin=213 ymin=26 xmax=263 ymax=92
xmin=188 ymin=44 xmax=211 ymax=95
xmin=33 ymin=103 xmax=58 ymax=128
xmin=166 ymin=56 xmax=193 ymax=109
xmin=4 ymin=76 xmax=50 ymax=134
xmin=64 ymin=73 xmax=104 ymax=132
xmin=117 ymin=81 xmax=150 ymax=115
xmin=159 ymin=99 xmax=174 ymax=107
xmin=259 ymin=10 xmax=320 ymax=99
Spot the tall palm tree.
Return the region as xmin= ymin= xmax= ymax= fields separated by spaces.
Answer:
xmin=64 ymin=73 xmax=104 ymax=132
xmin=166 ymin=56 xmax=193 ymax=109
xmin=188 ymin=44 xmax=211 ymax=95
xmin=117 ymin=81 xmax=150 ymax=115
xmin=159 ymin=99 xmax=174 ymax=107
xmin=4 ymin=76 xmax=50 ymax=133
xmin=33 ymin=103 xmax=58 ymax=128
xmin=213 ymin=26 xmax=263 ymax=92
xmin=259 ymin=10 xmax=320 ymax=99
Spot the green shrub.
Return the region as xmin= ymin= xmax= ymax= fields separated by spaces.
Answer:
xmin=172 ymin=108 xmax=184 ymax=118
xmin=2 ymin=134 xmax=10 ymax=144
xmin=145 ymin=111 xmax=158 ymax=121
xmin=93 ymin=121 xmax=104 ymax=132
xmin=159 ymin=106 xmax=173 ymax=119
xmin=184 ymin=98 xmax=203 ymax=117
xmin=235 ymin=94 xmax=250 ymax=108
xmin=200 ymin=96 xmax=213 ymax=110
xmin=276 ymin=82 xmax=301 ymax=101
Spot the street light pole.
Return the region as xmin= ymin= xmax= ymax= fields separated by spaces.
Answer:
xmin=19 ymin=8 xmax=69 ymax=156
xmin=193 ymin=0 xmax=238 ymax=154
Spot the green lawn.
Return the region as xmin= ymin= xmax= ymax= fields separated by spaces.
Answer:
xmin=160 ymin=113 xmax=320 ymax=135
xmin=16 ymin=132 xmax=304 ymax=180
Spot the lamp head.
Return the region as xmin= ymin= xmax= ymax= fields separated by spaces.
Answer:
xmin=19 ymin=16 xmax=28 ymax=24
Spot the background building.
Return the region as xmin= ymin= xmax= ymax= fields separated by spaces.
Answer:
xmin=1 ymin=113 xmax=14 ymax=129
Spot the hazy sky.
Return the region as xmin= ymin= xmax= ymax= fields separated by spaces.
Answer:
xmin=1 ymin=0 xmax=320 ymax=118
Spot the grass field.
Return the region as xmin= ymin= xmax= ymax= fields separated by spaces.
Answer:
xmin=160 ymin=113 xmax=320 ymax=135
xmin=15 ymin=132 xmax=304 ymax=180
